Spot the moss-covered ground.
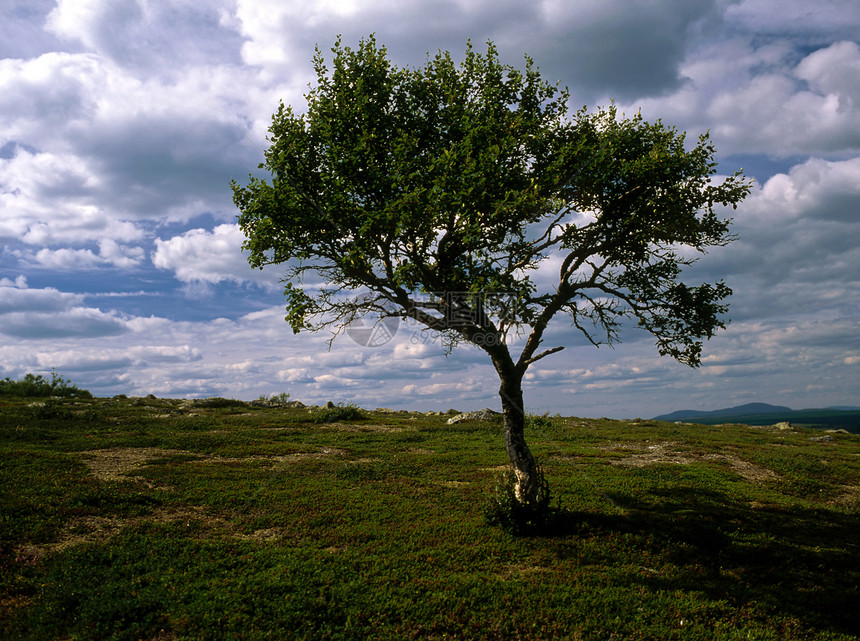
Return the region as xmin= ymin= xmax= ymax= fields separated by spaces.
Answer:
xmin=1 ymin=395 xmax=858 ymax=640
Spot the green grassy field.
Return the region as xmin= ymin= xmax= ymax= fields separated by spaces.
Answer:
xmin=1 ymin=395 xmax=858 ymax=640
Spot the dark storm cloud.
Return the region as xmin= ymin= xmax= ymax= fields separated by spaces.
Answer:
xmin=533 ymin=0 xmax=719 ymax=99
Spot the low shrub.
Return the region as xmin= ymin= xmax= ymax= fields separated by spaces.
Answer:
xmin=484 ymin=463 xmax=560 ymax=536
xmin=27 ymin=400 xmax=75 ymax=420
xmin=192 ymin=397 xmax=249 ymax=409
xmin=254 ymin=392 xmax=293 ymax=406
xmin=525 ymin=412 xmax=555 ymax=430
xmin=309 ymin=403 xmax=367 ymax=424
xmin=0 ymin=370 xmax=91 ymax=399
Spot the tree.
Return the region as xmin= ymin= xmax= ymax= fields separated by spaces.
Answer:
xmin=232 ymin=36 xmax=750 ymax=511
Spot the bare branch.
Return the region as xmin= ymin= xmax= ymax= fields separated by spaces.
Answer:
xmin=522 ymin=345 xmax=564 ymax=367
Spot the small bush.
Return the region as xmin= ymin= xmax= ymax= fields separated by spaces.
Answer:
xmin=27 ymin=400 xmax=75 ymax=420
xmin=484 ymin=463 xmax=559 ymax=536
xmin=525 ymin=412 xmax=555 ymax=430
xmin=253 ymin=392 xmax=293 ymax=407
xmin=193 ymin=397 xmax=249 ymax=409
xmin=0 ymin=370 xmax=91 ymax=399
xmin=309 ymin=403 xmax=366 ymax=424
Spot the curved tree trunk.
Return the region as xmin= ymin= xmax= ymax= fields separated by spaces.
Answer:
xmin=492 ymin=352 xmax=542 ymax=505
xmin=499 ymin=379 xmax=541 ymax=503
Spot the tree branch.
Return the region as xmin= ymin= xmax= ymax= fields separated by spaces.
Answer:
xmin=522 ymin=345 xmax=564 ymax=367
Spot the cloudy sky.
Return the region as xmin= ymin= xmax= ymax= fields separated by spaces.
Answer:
xmin=2 ymin=0 xmax=859 ymax=418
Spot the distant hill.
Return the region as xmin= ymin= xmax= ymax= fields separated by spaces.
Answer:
xmin=655 ymin=403 xmax=792 ymax=421
xmin=654 ymin=403 xmax=860 ymax=433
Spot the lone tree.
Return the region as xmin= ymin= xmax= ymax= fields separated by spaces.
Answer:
xmin=232 ymin=36 xmax=749 ymax=510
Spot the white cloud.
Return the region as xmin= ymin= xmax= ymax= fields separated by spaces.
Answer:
xmin=0 ymin=275 xmax=27 ymax=288
xmin=30 ymin=239 xmax=144 ymax=269
xmin=0 ymin=147 xmax=145 ymax=246
xmin=623 ymin=40 xmax=860 ymax=157
xmin=152 ymin=223 xmax=279 ymax=287
xmin=0 ymin=48 xmax=270 ymax=258
xmin=744 ymin=156 xmax=860 ymax=224
xmin=796 ymin=40 xmax=860 ymax=106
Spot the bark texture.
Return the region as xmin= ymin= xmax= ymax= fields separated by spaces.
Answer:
xmin=493 ymin=349 xmax=542 ymax=505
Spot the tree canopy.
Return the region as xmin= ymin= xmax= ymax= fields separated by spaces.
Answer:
xmin=232 ymin=36 xmax=750 ymax=514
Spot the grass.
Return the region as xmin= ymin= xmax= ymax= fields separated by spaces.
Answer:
xmin=1 ymin=395 xmax=858 ymax=640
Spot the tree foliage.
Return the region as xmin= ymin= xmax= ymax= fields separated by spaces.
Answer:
xmin=233 ymin=36 xmax=747 ymax=365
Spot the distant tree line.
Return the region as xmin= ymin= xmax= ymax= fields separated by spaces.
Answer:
xmin=0 ymin=371 xmax=92 ymax=398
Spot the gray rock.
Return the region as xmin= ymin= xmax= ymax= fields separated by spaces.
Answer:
xmin=325 ymin=401 xmax=336 ymax=409
xmin=446 ymin=408 xmax=502 ymax=424
xmin=252 ymin=398 xmax=304 ymax=408
xmin=774 ymin=421 xmax=793 ymax=430
xmin=808 ymin=434 xmax=834 ymax=442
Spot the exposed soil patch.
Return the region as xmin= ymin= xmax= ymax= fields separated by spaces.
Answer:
xmin=321 ymin=422 xmax=413 ymax=433
xmin=192 ymin=448 xmax=346 ymax=466
xmin=480 ymin=464 xmax=510 ymax=473
xmin=31 ymin=447 xmax=352 ymax=557
xmin=79 ymin=447 xmax=195 ymax=483
xmin=78 ymin=447 xmax=346 ymax=483
xmin=14 ymin=506 xmax=229 ymax=559
xmin=702 ymin=452 xmax=781 ymax=483
xmin=585 ymin=441 xmax=781 ymax=483
xmin=603 ymin=441 xmax=696 ymax=467
xmin=233 ymin=527 xmax=289 ymax=542
xmin=832 ymin=484 xmax=860 ymax=506
xmin=437 ymin=480 xmax=471 ymax=488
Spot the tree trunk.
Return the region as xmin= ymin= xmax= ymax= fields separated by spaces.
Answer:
xmin=497 ymin=367 xmax=542 ymax=505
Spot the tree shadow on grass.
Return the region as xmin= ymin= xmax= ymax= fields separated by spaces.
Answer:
xmin=544 ymin=488 xmax=860 ymax=637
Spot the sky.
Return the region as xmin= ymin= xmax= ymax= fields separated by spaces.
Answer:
xmin=1 ymin=0 xmax=859 ymax=418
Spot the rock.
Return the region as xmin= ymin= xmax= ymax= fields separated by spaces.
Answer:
xmin=774 ymin=421 xmax=793 ymax=430
xmin=826 ymin=429 xmax=851 ymax=434
xmin=325 ymin=401 xmax=336 ymax=409
xmin=252 ymin=398 xmax=304 ymax=408
xmin=375 ymin=408 xmax=398 ymax=413
xmin=446 ymin=408 xmax=502 ymax=424
xmin=809 ymin=434 xmax=834 ymax=442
